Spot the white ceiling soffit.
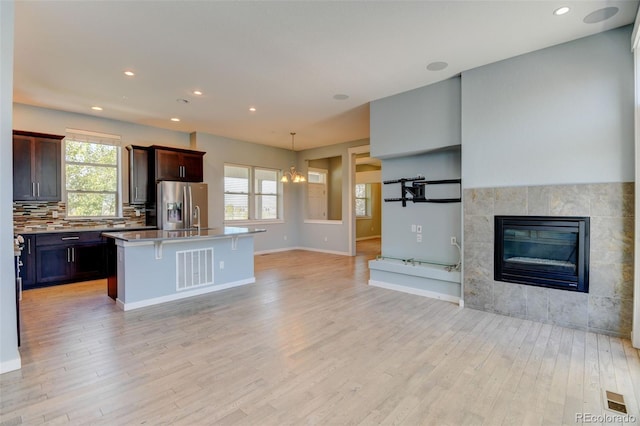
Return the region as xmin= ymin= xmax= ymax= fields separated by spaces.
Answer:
xmin=13 ymin=1 xmax=639 ymax=150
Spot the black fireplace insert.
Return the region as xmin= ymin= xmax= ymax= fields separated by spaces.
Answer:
xmin=494 ymin=216 xmax=589 ymax=293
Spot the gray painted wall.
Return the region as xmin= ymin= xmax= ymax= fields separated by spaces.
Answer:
xmin=1 ymin=0 xmax=19 ymax=373
xmin=461 ymin=26 xmax=634 ymax=188
xmin=370 ymin=77 xmax=463 ymax=267
xmin=370 ymin=76 xmax=461 ymax=159
xmin=381 ymin=148 xmax=462 ymax=265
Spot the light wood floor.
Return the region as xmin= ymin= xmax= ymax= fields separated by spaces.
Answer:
xmin=2 ymin=238 xmax=640 ymax=425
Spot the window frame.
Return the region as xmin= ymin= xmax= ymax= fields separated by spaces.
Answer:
xmin=223 ymin=163 xmax=283 ymax=225
xmin=355 ymin=183 xmax=372 ymax=219
xmin=63 ymin=132 xmax=123 ymax=219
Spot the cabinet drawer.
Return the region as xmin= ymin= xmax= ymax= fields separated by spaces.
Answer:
xmin=36 ymin=231 xmax=104 ymax=246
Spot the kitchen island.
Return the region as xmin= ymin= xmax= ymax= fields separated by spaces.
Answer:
xmin=102 ymin=227 xmax=265 ymax=311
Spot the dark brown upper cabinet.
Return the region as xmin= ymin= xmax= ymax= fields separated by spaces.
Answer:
xmin=151 ymin=146 xmax=204 ymax=182
xmin=126 ymin=145 xmax=149 ymax=204
xmin=13 ymin=130 xmax=64 ymax=201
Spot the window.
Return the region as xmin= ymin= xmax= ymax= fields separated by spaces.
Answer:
xmin=355 ymin=183 xmax=371 ymax=218
xmin=224 ymin=164 xmax=281 ymax=222
xmin=64 ymin=132 xmax=121 ymax=218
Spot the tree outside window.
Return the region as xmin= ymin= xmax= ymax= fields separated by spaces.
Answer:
xmin=65 ymin=138 xmax=121 ymax=217
xmin=224 ymin=164 xmax=281 ymax=222
xmin=355 ymin=183 xmax=371 ymax=218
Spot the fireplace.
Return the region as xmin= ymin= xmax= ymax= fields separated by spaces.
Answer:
xmin=494 ymin=216 xmax=589 ymax=293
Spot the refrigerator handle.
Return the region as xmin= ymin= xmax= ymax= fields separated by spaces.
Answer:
xmin=188 ymin=185 xmax=194 ymax=229
xmin=183 ymin=186 xmax=189 ymax=229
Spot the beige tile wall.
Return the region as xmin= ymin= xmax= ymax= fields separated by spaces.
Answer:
xmin=463 ymin=182 xmax=634 ymax=338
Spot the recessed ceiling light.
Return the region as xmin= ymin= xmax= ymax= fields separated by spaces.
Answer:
xmin=583 ymin=7 xmax=619 ymax=24
xmin=426 ymin=61 xmax=448 ymax=71
xmin=553 ymin=6 xmax=570 ymax=16
xmin=249 ymin=107 xmax=257 ymax=112
xmin=193 ymin=90 xmax=203 ymax=96
xmin=124 ymin=70 xmax=135 ymax=77
xmin=91 ymin=106 xmax=103 ymax=111
xmin=333 ymin=94 xmax=349 ymax=101
xmin=170 ymin=117 xmax=180 ymax=122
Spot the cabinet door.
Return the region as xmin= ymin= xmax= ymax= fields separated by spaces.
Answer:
xmin=36 ymin=245 xmax=73 ymax=283
xmin=155 ymin=149 xmax=182 ymax=181
xmin=129 ymin=147 xmax=149 ymax=203
xmin=20 ymin=235 xmax=37 ymax=289
xmin=34 ymin=137 xmax=62 ymax=201
xmin=181 ymin=152 xmax=204 ymax=182
xmin=13 ymin=135 xmax=35 ymax=200
xmin=73 ymin=243 xmax=107 ymax=281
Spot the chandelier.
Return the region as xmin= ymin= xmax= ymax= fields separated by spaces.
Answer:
xmin=281 ymin=132 xmax=306 ymax=183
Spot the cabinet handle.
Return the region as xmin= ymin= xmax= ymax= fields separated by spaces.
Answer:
xmin=36 ymin=182 xmax=40 ymax=197
xmin=32 ymin=182 xmax=36 ymax=197
xmin=67 ymin=247 xmax=71 ymax=263
xmin=71 ymin=247 xmax=75 ymax=263
xmin=61 ymin=236 xmax=80 ymax=240
xmin=135 ymin=187 xmax=138 ymax=200
xmin=27 ymin=238 xmax=31 ymax=255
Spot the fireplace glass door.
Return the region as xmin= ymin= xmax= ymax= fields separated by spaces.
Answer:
xmin=494 ymin=216 xmax=589 ymax=292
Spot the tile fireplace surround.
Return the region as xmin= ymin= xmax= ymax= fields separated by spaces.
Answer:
xmin=463 ymin=183 xmax=634 ymax=338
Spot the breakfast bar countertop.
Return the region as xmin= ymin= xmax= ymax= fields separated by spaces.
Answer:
xmin=101 ymin=226 xmax=266 ymax=243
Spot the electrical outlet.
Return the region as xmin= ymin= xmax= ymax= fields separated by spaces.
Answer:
xmin=324 ymin=236 xmax=328 ymax=242
xmin=416 ymin=225 xmax=422 ymax=233
xmin=135 ymin=210 xmax=141 ymax=217
xmin=417 ymin=234 xmax=422 ymax=243
xmin=52 ymin=211 xmax=58 ymax=218
xmin=451 ymin=237 xmax=457 ymax=245
xmin=411 ymin=224 xmax=416 ymax=232
xmin=219 ymin=261 xmax=225 ymax=270
xmin=283 ymin=235 xmax=288 ymax=241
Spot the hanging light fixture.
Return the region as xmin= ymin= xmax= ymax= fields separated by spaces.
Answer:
xmin=281 ymin=132 xmax=306 ymax=183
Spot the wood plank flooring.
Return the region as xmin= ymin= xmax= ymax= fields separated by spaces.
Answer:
xmin=2 ymin=238 xmax=640 ymax=425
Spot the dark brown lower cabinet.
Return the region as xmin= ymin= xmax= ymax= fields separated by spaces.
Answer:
xmin=32 ymin=232 xmax=108 ymax=288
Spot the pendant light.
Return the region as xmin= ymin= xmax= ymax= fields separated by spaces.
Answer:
xmin=281 ymin=132 xmax=306 ymax=183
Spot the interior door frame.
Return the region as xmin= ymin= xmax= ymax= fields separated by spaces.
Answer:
xmin=347 ymin=145 xmax=371 ymax=256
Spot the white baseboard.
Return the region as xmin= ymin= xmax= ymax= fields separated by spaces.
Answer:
xmin=356 ymin=235 xmax=381 ymax=241
xmin=368 ymin=279 xmax=461 ymax=305
xmin=254 ymin=247 xmax=298 ymax=255
xmin=117 ymin=278 xmax=255 ymax=311
xmin=0 ymin=356 xmax=21 ymax=374
xmin=255 ymin=246 xmax=351 ymax=256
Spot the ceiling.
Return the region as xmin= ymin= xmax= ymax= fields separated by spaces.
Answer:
xmin=13 ymin=1 xmax=639 ymax=151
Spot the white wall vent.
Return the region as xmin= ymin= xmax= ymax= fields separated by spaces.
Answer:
xmin=176 ymin=247 xmax=214 ymax=291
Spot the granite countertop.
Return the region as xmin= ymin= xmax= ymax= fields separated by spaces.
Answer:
xmin=102 ymin=226 xmax=266 ymax=242
xmin=14 ymin=225 xmax=157 ymax=235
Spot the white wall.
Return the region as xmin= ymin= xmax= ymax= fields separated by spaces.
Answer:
xmin=1 ymin=0 xmax=21 ymax=374
xmin=462 ymin=26 xmax=634 ymax=189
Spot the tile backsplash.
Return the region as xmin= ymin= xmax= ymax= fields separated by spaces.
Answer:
xmin=13 ymin=201 xmax=146 ymax=233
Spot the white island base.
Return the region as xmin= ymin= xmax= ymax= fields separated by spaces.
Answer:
xmin=103 ymin=227 xmax=264 ymax=311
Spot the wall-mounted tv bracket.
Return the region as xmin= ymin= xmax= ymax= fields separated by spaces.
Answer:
xmin=383 ymin=176 xmax=461 ymax=206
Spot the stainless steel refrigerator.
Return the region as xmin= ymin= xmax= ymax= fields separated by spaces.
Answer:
xmin=157 ymin=181 xmax=208 ymax=230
